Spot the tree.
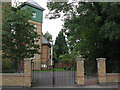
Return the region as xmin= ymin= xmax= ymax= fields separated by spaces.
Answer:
xmin=47 ymin=2 xmax=120 ymax=73
xmin=53 ymin=30 xmax=68 ymax=63
xmin=43 ymin=31 xmax=52 ymax=42
xmin=2 ymin=3 xmax=40 ymax=72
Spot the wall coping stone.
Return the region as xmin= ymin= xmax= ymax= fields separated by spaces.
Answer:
xmin=96 ymin=58 xmax=106 ymax=61
xmin=24 ymin=58 xmax=31 ymax=61
xmin=106 ymin=73 xmax=120 ymax=75
xmin=0 ymin=73 xmax=24 ymax=76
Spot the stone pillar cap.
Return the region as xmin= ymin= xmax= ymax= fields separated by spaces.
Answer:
xmin=96 ymin=58 xmax=106 ymax=60
xmin=24 ymin=58 xmax=32 ymax=61
xmin=76 ymin=57 xmax=85 ymax=61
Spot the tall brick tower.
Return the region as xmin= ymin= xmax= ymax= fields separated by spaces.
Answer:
xmin=21 ymin=0 xmax=45 ymax=70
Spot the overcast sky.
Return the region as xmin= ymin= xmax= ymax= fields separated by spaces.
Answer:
xmin=13 ymin=0 xmax=63 ymax=42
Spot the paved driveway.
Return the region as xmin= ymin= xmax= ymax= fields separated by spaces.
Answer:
xmin=32 ymin=71 xmax=76 ymax=87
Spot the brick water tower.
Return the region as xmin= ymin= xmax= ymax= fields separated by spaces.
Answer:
xmin=21 ymin=0 xmax=45 ymax=70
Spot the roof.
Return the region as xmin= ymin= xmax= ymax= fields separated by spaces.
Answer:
xmin=42 ymin=36 xmax=51 ymax=46
xmin=23 ymin=0 xmax=45 ymax=11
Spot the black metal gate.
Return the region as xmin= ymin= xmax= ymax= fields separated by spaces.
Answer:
xmin=32 ymin=61 xmax=76 ymax=87
xmin=85 ymin=73 xmax=98 ymax=85
xmin=84 ymin=59 xmax=98 ymax=85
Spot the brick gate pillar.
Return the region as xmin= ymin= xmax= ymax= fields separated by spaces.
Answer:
xmin=96 ymin=58 xmax=106 ymax=84
xmin=24 ymin=58 xmax=32 ymax=87
xmin=76 ymin=57 xmax=85 ymax=85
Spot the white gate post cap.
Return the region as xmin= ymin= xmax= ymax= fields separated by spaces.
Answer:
xmin=24 ymin=58 xmax=32 ymax=61
xmin=96 ymin=58 xmax=106 ymax=61
xmin=76 ymin=57 xmax=85 ymax=61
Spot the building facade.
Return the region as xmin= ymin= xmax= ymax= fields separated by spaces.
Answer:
xmin=41 ymin=36 xmax=52 ymax=70
xmin=21 ymin=0 xmax=52 ymax=70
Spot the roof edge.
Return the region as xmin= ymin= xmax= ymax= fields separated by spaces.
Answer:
xmin=25 ymin=2 xmax=45 ymax=11
xmin=20 ymin=2 xmax=45 ymax=11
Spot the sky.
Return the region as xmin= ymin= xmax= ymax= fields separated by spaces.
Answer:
xmin=13 ymin=0 xmax=63 ymax=42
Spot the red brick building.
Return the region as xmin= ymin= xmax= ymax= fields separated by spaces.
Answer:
xmin=21 ymin=0 xmax=52 ymax=70
xmin=41 ymin=36 xmax=52 ymax=70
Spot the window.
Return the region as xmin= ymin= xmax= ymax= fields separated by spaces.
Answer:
xmin=33 ymin=25 xmax=37 ymax=41
xmin=11 ymin=29 xmax=16 ymax=34
xmin=41 ymin=64 xmax=47 ymax=68
xmin=32 ymin=12 xmax=36 ymax=18
xmin=34 ymin=25 xmax=37 ymax=31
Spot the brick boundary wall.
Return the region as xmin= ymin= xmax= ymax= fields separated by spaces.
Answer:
xmin=97 ymin=73 xmax=120 ymax=83
xmin=0 ymin=59 xmax=32 ymax=87
xmin=0 ymin=74 xmax=32 ymax=87
xmin=96 ymin=58 xmax=119 ymax=84
xmin=0 ymin=73 xmax=24 ymax=86
xmin=106 ymin=73 xmax=120 ymax=83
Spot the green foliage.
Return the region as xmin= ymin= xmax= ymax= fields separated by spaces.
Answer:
xmin=47 ymin=2 xmax=74 ymax=19
xmin=2 ymin=60 xmax=16 ymax=73
xmin=59 ymin=50 xmax=77 ymax=62
xmin=2 ymin=3 xmax=40 ymax=72
xmin=53 ymin=30 xmax=68 ymax=63
xmin=43 ymin=31 xmax=52 ymax=42
xmin=47 ymin=2 xmax=120 ymax=73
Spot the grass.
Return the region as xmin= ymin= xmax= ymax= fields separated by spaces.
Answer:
xmin=32 ymin=68 xmax=76 ymax=72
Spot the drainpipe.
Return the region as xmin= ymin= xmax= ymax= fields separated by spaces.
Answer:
xmin=51 ymin=41 xmax=53 ymax=66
